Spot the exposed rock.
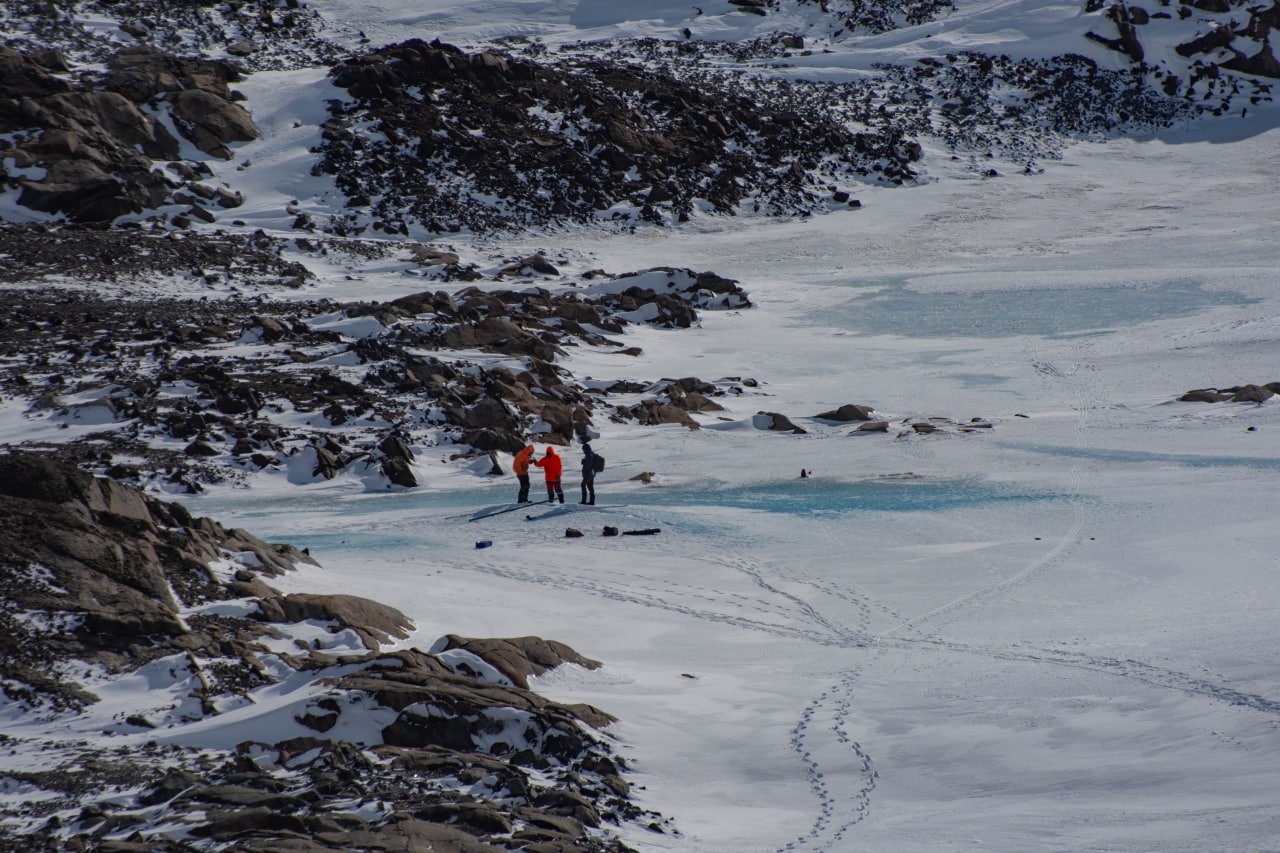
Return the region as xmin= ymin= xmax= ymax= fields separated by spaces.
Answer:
xmin=757 ymin=411 xmax=807 ymax=434
xmin=0 ymin=45 xmax=258 ymax=222
xmin=0 ymin=452 xmax=311 ymax=711
xmin=628 ymin=399 xmax=701 ymax=429
xmin=501 ymin=253 xmax=560 ymax=276
xmin=436 ymin=635 xmax=603 ymax=690
xmin=257 ymin=593 xmax=414 ymax=650
xmin=1179 ymin=388 xmax=1232 ymax=402
xmin=0 ymin=455 xmax=656 ymax=850
xmin=1180 ymin=383 xmax=1277 ymax=403
xmin=815 ymin=403 xmax=875 ymax=421
xmin=170 ymin=89 xmax=258 ymax=159
xmin=317 ymin=38 xmax=921 ymax=235
xmin=1086 ymin=3 xmax=1146 ymax=62
xmin=1229 ymin=384 xmax=1276 ymax=403
xmin=1223 ymin=41 xmax=1280 ymax=78
xmin=1176 ymin=25 xmax=1235 ymax=58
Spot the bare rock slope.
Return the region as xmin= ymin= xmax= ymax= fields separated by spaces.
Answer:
xmin=0 ymin=453 xmax=659 ymax=852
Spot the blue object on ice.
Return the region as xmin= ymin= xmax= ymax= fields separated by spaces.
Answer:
xmin=475 ymin=540 xmax=492 ymax=549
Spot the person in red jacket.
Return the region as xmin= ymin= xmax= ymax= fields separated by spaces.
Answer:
xmin=513 ymin=444 xmax=536 ymax=503
xmin=533 ymin=446 xmax=564 ymax=504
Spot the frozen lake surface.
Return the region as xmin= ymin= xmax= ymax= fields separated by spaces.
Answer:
xmin=819 ymin=276 xmax=1257 ymax=339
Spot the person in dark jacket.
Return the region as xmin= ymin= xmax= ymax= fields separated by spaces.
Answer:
xmin=579 ymin=442 xmax=597 ymax=505
xmin=534 ymin=446 xmax=564 ymax=503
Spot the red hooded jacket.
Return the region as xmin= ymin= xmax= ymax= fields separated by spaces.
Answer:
xmin=533 ymin=447 xmax=561 ymax=480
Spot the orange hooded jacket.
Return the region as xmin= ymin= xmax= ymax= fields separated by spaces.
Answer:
xmin=513 ymin=445 xmax=535 ymax=475
xmin=533 ymin=447 xmax=561 ymax=480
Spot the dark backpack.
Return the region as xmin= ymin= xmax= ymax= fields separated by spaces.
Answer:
xmin=592 ymin=454 xmax=605 ymax=473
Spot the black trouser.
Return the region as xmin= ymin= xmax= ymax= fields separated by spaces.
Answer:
xmin=581 ymin=473 xmax=595 ymax=504
xmin=546 ymin=479 xmax=564 ymax=503
xmin=517 ymin=473 xmax=530 ymax=503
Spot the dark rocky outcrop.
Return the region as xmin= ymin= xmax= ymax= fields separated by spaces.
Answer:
xmin=0 ymin=45 xmax=258 ymax=223
xmin=815 ymin=403 xmax=876 ymax=422
xmin=758 ymin=411 xmax=808 ymax=434
xmin=0 ymin=451 xmax=312 ymax=709
xmin=894 ymin=416 xmax=995 ymax=436
xmin=436 ymin=635 xmax=603 ymax=689
xmin=316 ymin=38 xmax=921 ymax=235
xmin=1180 ymin=382 xmax=1279 ymax=403
xmin=0 ymin=255 xmax=753 ymax=490
xmin=0 ymin=454 xmax=656 ymax=851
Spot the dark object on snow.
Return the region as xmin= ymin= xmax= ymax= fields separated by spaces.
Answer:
xmin=622 ymin=528 xmax=661 ymax=536
xmin=475 ymin=540 xmax=493 ymax=549
xmin=602 ymin=526 xmax=619 ymax=537
xmin=565 ymin=528 xmax=584 ymax=538
xmin=815 ymin=403 xmax=874 ymax=422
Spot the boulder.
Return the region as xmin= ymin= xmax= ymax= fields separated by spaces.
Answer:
xmin=815 ymin=403 xmax=875 ymax=422
xmin=757 ymin=411 xmax=807 ymax=434
xmin=463 ymin=427 xmax=527 ymax=453
xmin=437 ymin=635 xmax=602 ymax=689
xmin=408 ymin=246 xmax=461 ymax=266
xmin=18 ymin=173 xmax=139 ymax=222
xmin=170 ymin=89 xmax=259 ymax=159
xmin=500 ymin=253 xmax=559 ymax=276
xmin=105 ymin=46 xmax=242 ymax=102
xmin=1179 ymin=388 xmax=1232 ymax=403
xmin=392 ymin=289 xmax=458 ymax=316
xmin=381 ymin=455 xmax=418 ymax=487
xmin=553 ymin=300 xmax=605 ymax=326
xmin=666 ymin=385 xmax=723 ymax=413
xmin=257 ymin=593 xmax=414 ymax=650
xmin=1229 ymin=384 xmax=1275 ymax=403
xmin=631 ymin=399 xmax=700 ymax=429
xmin=1223 ymin=41 xmax=1280 ymax=78
xmin=0 ymin=46 xmax=72 ymax=98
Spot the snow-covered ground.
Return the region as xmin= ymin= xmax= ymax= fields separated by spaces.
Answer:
xmin=183 ymin=126 xmax=1280 ymax=851
xmin=6 ymin=0 xmax=1280 ymax=849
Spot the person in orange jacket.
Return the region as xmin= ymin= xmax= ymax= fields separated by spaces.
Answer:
xmin=513 ymin=444 xmax=535 ymax=503
xmin=533 ymin=446 xmax=564 ymax=504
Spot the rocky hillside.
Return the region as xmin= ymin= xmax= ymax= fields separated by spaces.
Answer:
xmin=0 ymin=453 xmax=658 ymax=852
xmin=0 ymin=235 xmax=756 ymax=490
xmin=314 ymin=38 xmax=914 ymax=236
xmin=1 ymin=0 xmax=1276 ymax=231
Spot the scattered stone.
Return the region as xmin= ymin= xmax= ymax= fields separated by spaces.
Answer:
xmin=757 ymin=411 xmax=807 ymax=434
xmin=815 ymin=403 xmax=875 ymax=421
xmin=1179 ymin=383 xmax=1278 ymax=404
